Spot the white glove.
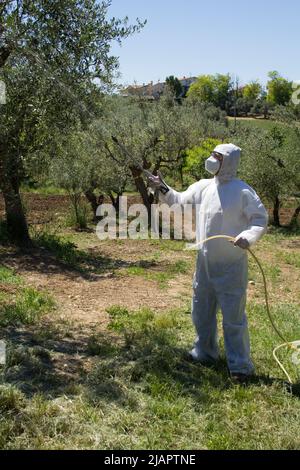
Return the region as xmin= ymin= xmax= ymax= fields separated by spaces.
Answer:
xmin=144 ymin=170 xmax=169 ymax=194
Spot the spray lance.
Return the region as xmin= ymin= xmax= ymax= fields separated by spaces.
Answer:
xmin=109 ymin=135 xmax=166 ymax=191
xmin=135 ymin=164 xmax=169 ymax=195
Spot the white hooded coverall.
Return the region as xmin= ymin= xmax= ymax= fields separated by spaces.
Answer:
xmin=159 ymin=144 xmax=268 ymax=374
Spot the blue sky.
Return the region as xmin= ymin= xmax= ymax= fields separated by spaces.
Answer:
xmin=107 ymin=0 xmax=299 ymax=87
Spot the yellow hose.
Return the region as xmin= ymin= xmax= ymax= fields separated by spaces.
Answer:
xmin=186 ymin=235 xmax=299 ymax=384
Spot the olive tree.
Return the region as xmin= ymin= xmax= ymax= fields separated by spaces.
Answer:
xmin=236 ymin=124 xmax=300 ymax=227
xmin=50 ymin=125 xmax=129 ymax=225
xmin=93 ymin=96 xmax=228 ymax=222
xmin=0 ymin=0 xmax=144 ymax=244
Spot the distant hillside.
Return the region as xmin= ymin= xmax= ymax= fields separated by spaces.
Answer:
xmin=122 ymin=76 xmax=197 ymax=99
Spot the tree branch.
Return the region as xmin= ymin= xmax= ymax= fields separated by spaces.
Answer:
xmin=104 ymin=143 xmax=123 ymax=165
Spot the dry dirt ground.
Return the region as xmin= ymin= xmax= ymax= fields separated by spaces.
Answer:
xmin=0 ymin=240 xmax=193 ymax=325
xmin=0 ymin=193 xmax=299 ymax=326
xmin=0 ymin=231 xmax=196 ymax=395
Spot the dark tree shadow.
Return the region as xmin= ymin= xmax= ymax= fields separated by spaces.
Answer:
xmin=0 ymin=322 xmax=105 ymax=398
xmin=0 ymin=245 xmax=158 ymax=282
xmin=1 ymin=320 xmax=299 ymax=405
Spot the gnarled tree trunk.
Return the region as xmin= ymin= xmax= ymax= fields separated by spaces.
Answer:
xmin=85 ymin=189 xmax=98 ymax=220
xmin=130 ymin=165 xmax=154 ymax=225
xmin=0 ymin=143 xmax=31 ymax=245
xmin=272 ymin=196 xmax=281 ymax=227
xmin=290 ymin=204 xmax=300 ymax=227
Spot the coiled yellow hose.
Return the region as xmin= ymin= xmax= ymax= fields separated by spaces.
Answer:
xmin=186 ymin=235 xmax=299 ymax=384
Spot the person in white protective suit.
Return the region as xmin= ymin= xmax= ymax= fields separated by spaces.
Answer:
xmin=147 ymin=143 xmax=268 ymax=382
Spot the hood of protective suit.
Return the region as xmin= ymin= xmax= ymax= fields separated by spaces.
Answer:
xmin=213 ymin=143 xmax=241 ymax=183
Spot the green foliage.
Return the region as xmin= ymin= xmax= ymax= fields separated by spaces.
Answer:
xmin=93 ymin=97 xmax=228 ymax=198
xmin=187 ymin=75 xmax=215 ymax=103
xmin=67 ymin=198 xmax=91 ymax=230
xmin=183 ymin=137 xmax=222 ymax=182
xmin=230 ymin=81 xmax=264 ymax=117
xmin=233 ymin=97 xmax=252 ymax=117
xmin=279 ymin=251 xmax=300 ymax=269
xmin=270 ymin=104 xmax=300 ymax=123
xmin=187 ymin=73 xmax=233 ymax=111
xmin=123 ymin=259 xmax=192 ymax=289
xmin=0 ymin=0 xmax=144 ymax=243
xmin=33 ymin=232 xmax=118 ymax=275
xmin=87 ymin=335 xmax=118 ymax=357
xmin=51 ymin=132 xmax=95 ymax=195
xmin=167 ymin=260 xmax=190 ymax=274
xmin=20 ymin=184 xmax=67 ymax=195
xmin=214 ymin=74 xmax=234 ymax=111
xmin=243 ymin=81 xmax=263 ymax=101
xmin=235 ymin=122 xmax=300 ymax=226
xmin=228 ymin=117 xmax=276 ymax=131
xmin=267 ymin=71 xmax=293 ymax=106
xmin=165 ymin=76 xmax=184 ymax=99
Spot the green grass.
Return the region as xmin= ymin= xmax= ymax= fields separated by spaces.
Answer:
xmin=124 ymin=259 xmax=192 ymax=288
xmin=0 ymin=231 xmax=300 ymax=449
xmin=0 ymin=266 xmax=55 ymax=326
xmin=248 ymin=257 xmax=282 ymax=284
xmin=0 ymin=287 xmax=55 ymax=326
xmin=126 ymin=266 xmax=146 ymax=276
xmin=149 ymin=239 xmax=190 ymax=252
xmin=1 ymin=301 xmax=300 ymax=449
xmin=0 ymin=266 xmax=22 ymax=285
xmin=34 ymin=233 xmax=82 ymax=266
xmin=279 ymin=251 xmax=300 ymax=269
xmin=20 ymin=184 xmax=67 ymax=195
xmin=228 ymin=117 xmax=280 ymax=131
xmin=33 ymin=232 xmax=118 ymax=275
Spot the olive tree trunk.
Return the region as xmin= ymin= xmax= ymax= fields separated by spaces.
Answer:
xmin=272 ymin=196 xmax=281 ymax=227
xmin=0 ymin=143 xmax=31 ymax=245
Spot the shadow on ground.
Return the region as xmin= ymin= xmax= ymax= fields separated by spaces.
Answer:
xmin=3 ymin=308 xmax=293 ymax=403
xmin=1 ymin=317 xmax=298 ymax=404
xmin=0 ymin=244 xmax=158 ymax=282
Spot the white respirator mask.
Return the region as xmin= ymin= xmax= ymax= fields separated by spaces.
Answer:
xmin=205 ymin=156 xmax=221 ymax=175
